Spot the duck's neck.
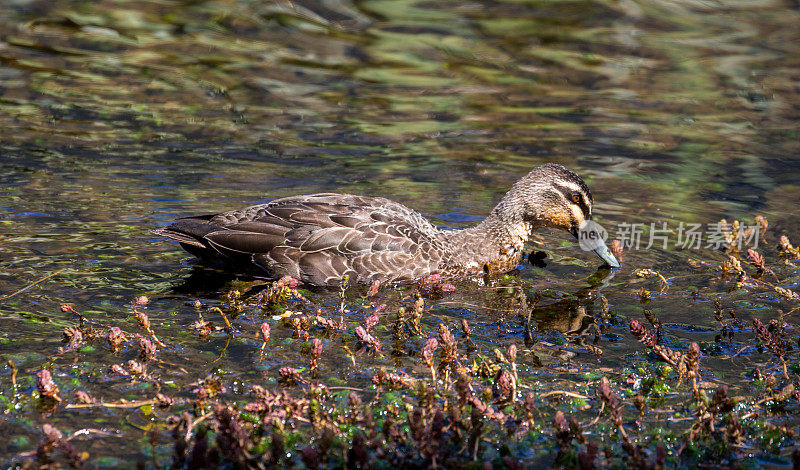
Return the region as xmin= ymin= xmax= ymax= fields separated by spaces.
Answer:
xmin=444 ymin=201 xmax=535 ymax=273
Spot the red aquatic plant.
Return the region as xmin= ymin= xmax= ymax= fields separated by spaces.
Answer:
xmin=629 ymin=319 xmax=682 ymax=365
xmin=422 ymin=337 xmax=439 ymax=381
xmin=372 ymin=368 xmax=412 ymax=390
xmin=355 ymin=325 xmax=382 ymax=352
xmin=156 ymin=392 xmax=175 ymax=408
xmin=139 ymin=337 xmax=157 ymax=361
xmin=60 ymin=326 xmax=84 ymax=353
xmin=753 ymin=317 xmax=789 ymax=378
xmin=309 ymin=338 xmax=323 ymax=373
xmin=37 ymin=423 xmax=86 ymax=467
xmin=36 ymin=369 xmax=61 ymax=402
xmin=107 ymin=327 xmax=126 ymax=351
xmin=778 ymin=235 xmax=800 ymax=260
xmin=213 ymin=404 xmax=253 ymax=466
xmin=419 ymin=274 xmax=456 ymax=295
xmin=679 ymin=342 xmax=701 ymax=393
xmin=315 ymin=313 xmax=344 ymax=331
xmin=366 ymin=279 xmax=381 ymax=297
xmin=364 ymin=313 xmax=379 ymax=331
xmin=610 ymin=239 xmax=623 ymax=262
xmin=278 ymin=367 xmax=304 ymax=386
xmin=291 ymin=316 xmax=310 ymax=340
xmin=74 ymin=390 xmax=93 ymax=404
xmin=110 ymin=364 xmax=129 ymax=376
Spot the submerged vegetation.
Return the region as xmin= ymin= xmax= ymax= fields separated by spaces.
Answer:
xmin=4 ymin=217 xmax=800 ymax=468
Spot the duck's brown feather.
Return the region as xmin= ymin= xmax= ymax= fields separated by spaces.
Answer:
xmin=155 ymin=193 xmax=446 ymax=286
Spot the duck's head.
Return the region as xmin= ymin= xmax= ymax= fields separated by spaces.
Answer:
xmin=495 ymin=163 xmax=620 ymax=268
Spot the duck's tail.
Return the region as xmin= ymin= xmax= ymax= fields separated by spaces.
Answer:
xmin=152 ymin=219 xmax=220 ymax=252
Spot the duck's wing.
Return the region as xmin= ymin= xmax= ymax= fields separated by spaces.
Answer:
xmin=155 ymin=194 xmax=445 ymax=285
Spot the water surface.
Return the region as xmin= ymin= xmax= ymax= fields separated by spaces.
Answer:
xmin=1 ymin=0 xmax=799 ymax=465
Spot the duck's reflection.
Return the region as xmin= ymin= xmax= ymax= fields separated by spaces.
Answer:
xmin=529 ymin=266 xmax=615 ymax=334
xmin=533 ymin=304 xmax=594 ymax=336
xmin=520 ymin=266 xmax=616 ymax=362
xmin=170 ymin=265 xmax=239 ymax=297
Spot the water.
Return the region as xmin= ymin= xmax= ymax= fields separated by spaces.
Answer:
xmin=1 ymin=0 xmax=799 ymax=466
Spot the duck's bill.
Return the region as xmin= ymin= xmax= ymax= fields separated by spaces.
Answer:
xmin=591 ymin=238 xmax=620 ymax=269
xmin=571 ymin=221 xmax=620 ymax=269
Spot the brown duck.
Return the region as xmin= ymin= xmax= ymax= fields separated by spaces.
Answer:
xmin=154 ymin=163 xmax=618 ymax=286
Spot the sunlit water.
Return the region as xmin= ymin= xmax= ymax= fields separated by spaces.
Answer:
xmin=1 ymin=0 xmax=799 ymax=465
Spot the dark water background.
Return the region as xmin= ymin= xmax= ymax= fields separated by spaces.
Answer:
xmin=1 ymin=0 xmax=799 ymax=466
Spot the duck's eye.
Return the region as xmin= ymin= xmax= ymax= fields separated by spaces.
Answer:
xmin=571 ymin=193 xmax=581 ymax=204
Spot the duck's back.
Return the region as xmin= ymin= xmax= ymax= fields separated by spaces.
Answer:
xmin=155 ymin=193 xmax=447 ymax=285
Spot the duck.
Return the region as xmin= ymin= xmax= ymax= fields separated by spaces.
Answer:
xmin=154 ymin=163 xmax=619 ymax=286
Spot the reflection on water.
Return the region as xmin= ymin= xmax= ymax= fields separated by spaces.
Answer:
xmin=1 ymin=0 xmax=799 ymax=464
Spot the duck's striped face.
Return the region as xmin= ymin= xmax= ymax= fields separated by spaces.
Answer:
xmin=551 ymin=180 xmax=593 ymax=237
xmin=529 ymin=164 xmax=618 ymax=268
xmin=535 ymin=168 xmax=594 ymax=237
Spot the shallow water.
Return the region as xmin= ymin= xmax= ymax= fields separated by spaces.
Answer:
xmin=1 ymin=0 xmax=799 ymax=466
